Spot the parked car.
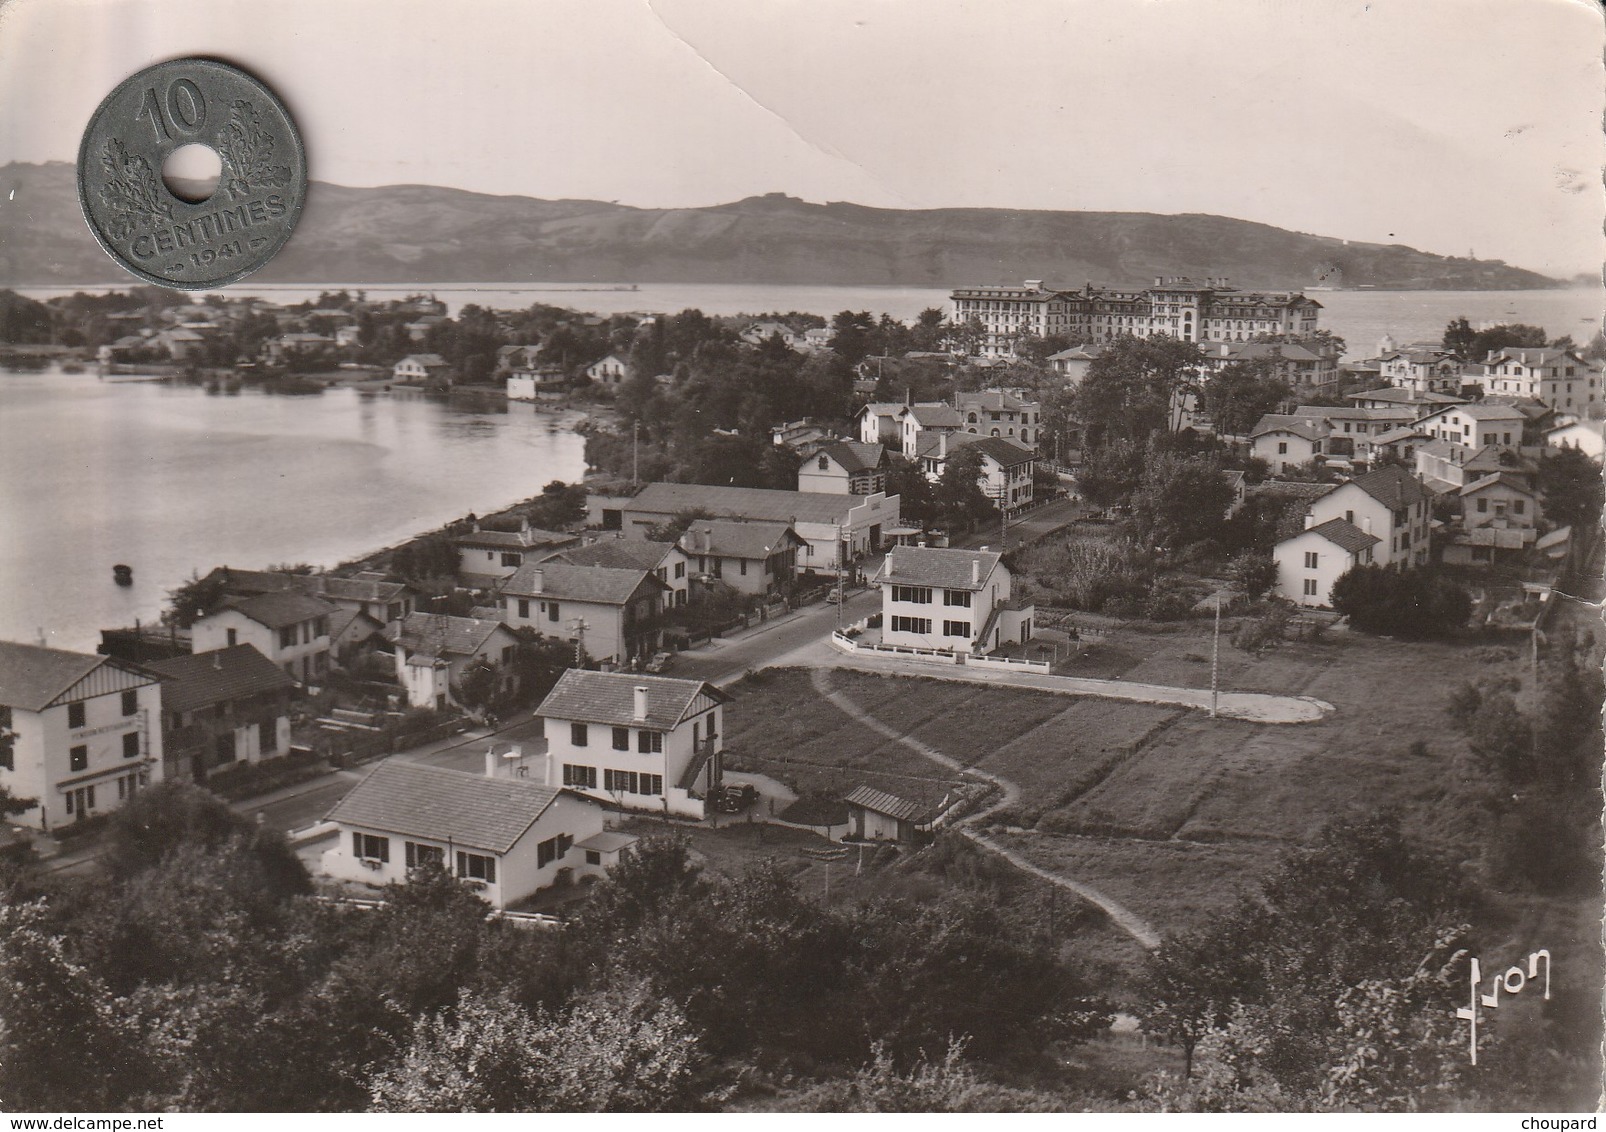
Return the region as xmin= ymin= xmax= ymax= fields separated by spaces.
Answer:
xmin=645 ymin=651 xmax=673 ymax=674
xmin=716 ymin=783 xmax=759 ymax=813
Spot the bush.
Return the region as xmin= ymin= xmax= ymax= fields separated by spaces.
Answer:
xmin=1227 ymin=552 xmax=1278 ymax=599
xmin=1330 ymin=565 xmax=1471 ymax=639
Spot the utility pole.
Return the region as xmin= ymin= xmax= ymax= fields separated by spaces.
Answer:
xmin=836 ymin=524 xmax=846 ymax=628
xmin=569 ymin=617 xmax=587 ymax=668
xmin=1210 ymin=595 xmax=1221 ymax=719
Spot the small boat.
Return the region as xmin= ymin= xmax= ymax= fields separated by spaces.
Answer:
xmin=112 ymin=564 xmax=134 ymax=586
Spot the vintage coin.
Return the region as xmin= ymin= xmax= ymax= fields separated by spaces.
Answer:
xmin=77 ymin=58 xmax=306 ymax=289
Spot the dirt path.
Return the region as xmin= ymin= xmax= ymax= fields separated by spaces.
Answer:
xmin=809 ymin=668 xmax=1163 ymax=950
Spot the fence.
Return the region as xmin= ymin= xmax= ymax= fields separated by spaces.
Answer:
xmin=830 ymin=628 xmax=1050 ymax=671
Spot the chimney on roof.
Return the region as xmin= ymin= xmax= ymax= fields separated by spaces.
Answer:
xmin=213 ymin=650 xmax=223 ymax=669
xmin=485 ymin=747 xmax=499 ymax=778
xmin=1304 ymin=512 xmax=1316 ymax=529
xmin=520 ymin=515 xmax=530 ymax=534
xmin=971 ymin=558 xmax=980 ymax=585
xmin=1025 ymin=279 xmax=1043 ymax=291
xmin=1363 ymin=516 xmax=1373 ymax=535
xmin=938 ymin=431 xmax=948 ymax=459
xmin=634 ymin=686 xmax=649 ymax=721
xmin=531 ymin=568 xmax=543 ymax=594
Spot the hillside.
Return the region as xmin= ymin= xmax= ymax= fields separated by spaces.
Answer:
xmin=0 ymin=161 xmax=1559 ymax=290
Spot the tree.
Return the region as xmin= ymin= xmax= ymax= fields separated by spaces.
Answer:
xmin=524 ymin=481 xmax=588 ymax=530
xmin=1073 ymin=334 xmax=1203 ymax=450
xmin=1465 ymin=323 xmax=1548 ymax=361
xmin=1130 ymin=453 xmax=1233 ymax=551
xmin=1537 ymin=447 xmax=1603 ymax=532
xmin=103 ymin=780 xmax=310 ymax=896
xmin=454 ymin=659 xmax=498 ymax=711
xmin=1442 ymin=316 xmax=1477 ymax=358
xmin=934 ymin=445 xmax=997 ymax=534
xmin=367 ymin=985 xmax=698 ymax=1113
xmin=643 ymin=508 xmax=715 ymax=543
xmin=1075 ymin=436 xmax=1147 ymax=510
xmin=1139 ymin=928 xmax=1257 ymax=1079
xmin=1200 ymin=361 xmax=1289 ymax=439
xmin=910 ymin=307 xmax=949 ymax=353
xmin=1329 ymin=565 xmax=1470 ymax=639
xmin=1142 ymin=815 xmax=1474 ymax=1108
xmin=1227 ymin=551 xmax=1278 ymax=599
xmin=0 ymin=902 xmax=149 ymax=1109
xmin=165 ymin=569 xmax=229 ymax=628
xmin=828 ymin=310 xmax=877 ymax=367
xmin=884 ymin=454 xmax=937 ymax=527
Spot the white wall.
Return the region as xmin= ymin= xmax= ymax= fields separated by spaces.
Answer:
xmin=880 ymin=563 xmax=1009 ymax=653
xmin=541 ymin=703 xmax=722 ymax=819
xmin=502 ymin=595 xmax=626 ymax=663
xmin=1275 ymin=530 xmax=1362 ymax=609
xmin=6 ymin=682 xmax=164 ymax=831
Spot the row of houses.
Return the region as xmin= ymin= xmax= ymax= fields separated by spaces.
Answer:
xmin=1271 ymin=441 xmax=1582 ymax=608
xmin=1374 ymin=340 xmax=1599 ymax=416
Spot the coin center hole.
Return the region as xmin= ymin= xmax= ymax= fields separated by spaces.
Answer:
xmin=161 ymin=143 xmax=222 ymax=203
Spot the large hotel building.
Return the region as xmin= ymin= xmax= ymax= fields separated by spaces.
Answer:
xmin=949 ymin=277 xmax=1322 ymax=356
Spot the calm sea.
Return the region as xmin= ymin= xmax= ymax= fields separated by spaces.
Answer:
xmin=0 ymin=370 xmax=587 ymax=652
xmin=19 ymin=282 xmax=1604 ymax=358
xmin=4 ymin=282 xmax=1601 ymax=651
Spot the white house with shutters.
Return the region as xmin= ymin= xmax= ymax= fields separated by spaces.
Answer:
xmin=320 ymin=758 xmax=633 ymax=909
xmin=872 ymin=546 xmax=1032 ymax=655
xmin=1273 ymin=519 xmax=1381 ymax=608
xmin=191 ymin=592 xmax=337 ymax=685
xmin=534 ymin=670 xmax=730 ymax=820
xmin=0 ymin=641 xmax=163 ymax=831
xmin=1303 ymin=464 xmax=1432 ymax=569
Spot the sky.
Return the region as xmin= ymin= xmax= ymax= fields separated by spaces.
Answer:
xmin=0 ymin=0 xmax=1601 ymax=277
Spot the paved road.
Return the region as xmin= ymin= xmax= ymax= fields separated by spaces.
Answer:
xmin=667 ymin=588 xmax=882 ymax=688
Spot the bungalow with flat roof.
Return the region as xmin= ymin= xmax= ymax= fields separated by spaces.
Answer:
xmin=499 ymin=564 xmax=667 ymax=665
xmin=321 ymin=759 xmax=631 ymax=908
xmin=146 ymin=645 xmax=295 ymax=783
xmin=535 ymin=670 xmax=730 ymax=820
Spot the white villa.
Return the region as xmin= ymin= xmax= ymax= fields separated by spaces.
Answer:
xmin=873 ymin=546 xmax=1032 ymax=655
xmin=534 ymin=670 xmax=730 ymax=820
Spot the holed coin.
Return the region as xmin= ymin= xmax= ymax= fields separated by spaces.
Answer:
xmin=77 ymin=58 xmax=306 ymax=289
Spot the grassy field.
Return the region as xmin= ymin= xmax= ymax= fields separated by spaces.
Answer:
xmin=713 ymin=614 xmax=1598 ymax=973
